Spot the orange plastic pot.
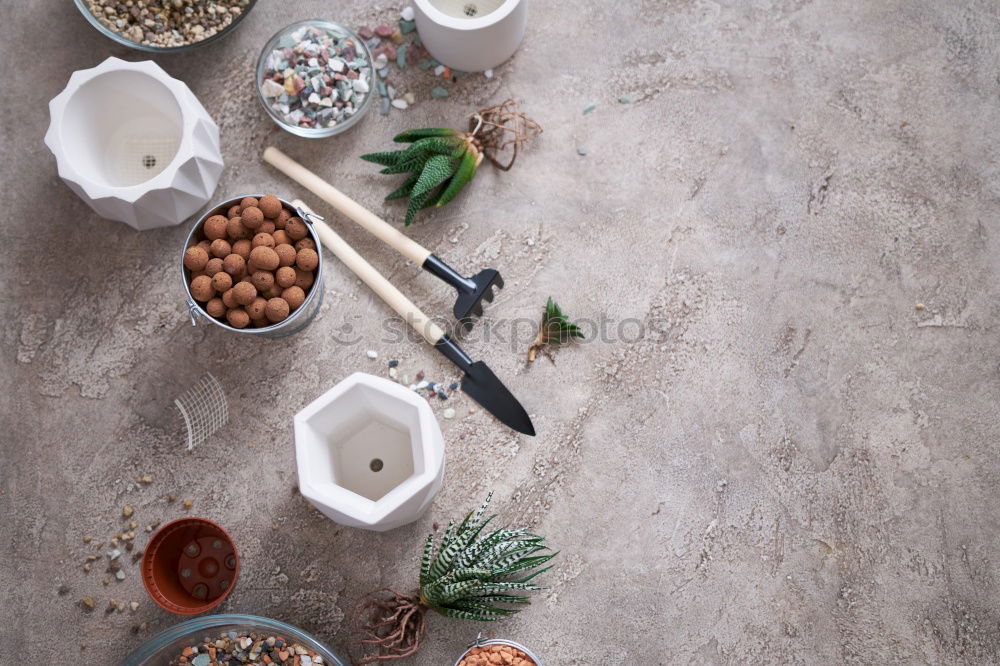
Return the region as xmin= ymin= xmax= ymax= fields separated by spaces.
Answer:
xmin=141 ymin=517 xmax=239 ymax=615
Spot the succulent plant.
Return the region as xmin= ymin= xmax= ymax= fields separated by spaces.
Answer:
xmin=360 ymin=128 xmax=482 ymax=226
xmin=346 ymin=493 xmax=555 ymax=664
xmin=527 ymin=297 xmax=585 ymax=363
xmin=360 ymin=99 xmax=541 ymax=227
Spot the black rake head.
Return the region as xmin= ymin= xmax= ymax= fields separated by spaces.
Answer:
xmin=454 ymin=268 xmax=504 ymax=328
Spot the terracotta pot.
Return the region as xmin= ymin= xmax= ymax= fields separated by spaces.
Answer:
xmin=141 ymin=518 xmax=239 ymax=615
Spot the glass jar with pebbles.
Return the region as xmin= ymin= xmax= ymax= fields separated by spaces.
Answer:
xmin=74 ymin=0 xmax=256 ymax=52
xmin=256 ymin=20 xmax=375 ymax=138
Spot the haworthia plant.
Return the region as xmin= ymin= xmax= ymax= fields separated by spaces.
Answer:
xmin=418 ymin=492 xmax=556 ymax=621
xmin=361 ymin=128 xmax=483 ymax=226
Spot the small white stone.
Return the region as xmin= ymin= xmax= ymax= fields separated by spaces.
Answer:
xmin=388 ymin=367 xmax=398 ymax=379
xmin=402 ymin=92 xmax=416 ymax=105
xmin=307 ymin=57 xmax=319 ymax=67
xmin=308 ymin=92 xmax=321 ymax=105
xmin=484 ymin=69 xmax=494 ymax=79
xmin=526 ymin=238 xmax=535 ymax=246
xmin=319 ymin=97 xmax=333 ymax=107
xmin=443 ymin=408 xmax=456 ymax=419
xmin=434 ymin=65 xmax=446 ymax=77
xmin=391 ymin=99 xmax=409 ymax=109
xmin=401 ymin=5 xmax=415 ymax=21
xmin=415 ymin=381 xmax=429 ymax=389
xmin=353 ymin=78 xmax=370 ymax=94
xmin=261 ymin=78 xmax=285 ymax=98
xmin=329 ymin=59 xmax=345 ymax=73
xmin=373 ymin=53 xmax=388 ymax=70
xmin=366 ymin=350 xmax=378 ymax=359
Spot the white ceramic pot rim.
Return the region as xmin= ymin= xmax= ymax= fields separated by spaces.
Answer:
xmin=413 ymin=0 xmax=522 ymax=31
xmin=294 ymin=373 xmax=445 ymax=526
xmin=46 ymin=57 xmax=200 ymax=203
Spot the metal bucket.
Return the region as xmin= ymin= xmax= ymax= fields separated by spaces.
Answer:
xmin=181 ymin=194 xmax=324 ymax=338
xmin=452 ymin=634 xmax=542 ymax=666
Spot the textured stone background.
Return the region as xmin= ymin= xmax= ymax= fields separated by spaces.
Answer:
xmin=3 ymin=0 xmax=1000 ymax=663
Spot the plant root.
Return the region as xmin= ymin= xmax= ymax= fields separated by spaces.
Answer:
xmin=344 ymin=588 xmax=429 ymax=664
xmin=469 ymin=99 xmax=542 ymax=171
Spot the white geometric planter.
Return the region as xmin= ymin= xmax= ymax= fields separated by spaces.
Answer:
xmin=294 ymin=373 xmax=445 ymax=532
xmin=45 ymin=57 xmax=224 ymax=231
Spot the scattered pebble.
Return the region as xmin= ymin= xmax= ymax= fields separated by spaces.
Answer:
xmin=484 ymin=69 xmax=494 ymax=79
xmin=443 ymin=408 xmax=456 ymax=419
xmin=259 ymin=24 xmax=372 ymax=131
xmin=183 ymin=500 xmax=194 ymax=510
xmin=400 ymin=5 xmax=415 ymax=21
xmin=80 ymin=596 xmax=95 ymax=612
xmin=430 ymin=86 xmax=450 ymax=99
xmin=915 ymin=303 xmax=925 ymax=310
xmin=388 ymin=367 xmax=398 ymax=379
xmin=366 ymin=349 xmax=378 ymax=359
xmin=388 ymin=359 xmax=399 ymax=368
xmin=83 ymin=535 xmax=93 ymax=543
xmin=58 ymin=584 xmax=71 ymax=596
xmin=122 ymin=505 xmax=134 ymax=518
xmin=138 ymin=474 xmax=153 ymax=484
xmin=583 ymin=101 xmax=597 ymax=115
xmin=618 ymin=95 xmax=632 ymax=104
xmin=577 ymin=147 xmax=588 ymax=156
xmin=168 ymin=493 xmax=177 ymax=503
xmin=116 ymin=570 xmax=126 ymax=581
xmin=130 ymin=601 xmax=139 ymax=611
xmin=108 ymin=548 xmax=122 ymax=561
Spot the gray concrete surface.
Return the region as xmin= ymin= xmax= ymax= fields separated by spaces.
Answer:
xmin=3 ymin=0 xmax=1000 ymax=663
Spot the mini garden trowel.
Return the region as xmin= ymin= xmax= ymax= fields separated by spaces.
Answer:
xmin=292 ymin=200 xmax=535 ymax=437
xmin=265 ymin=147 xmax=504 ymax=330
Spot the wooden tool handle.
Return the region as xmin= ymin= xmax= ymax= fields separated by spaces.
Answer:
xmin=266 ymin=147 xmax=432 ymax=266
xmin=293 ymin=200 xmax=444 ymax=345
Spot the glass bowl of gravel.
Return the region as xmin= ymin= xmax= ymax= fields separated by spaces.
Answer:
xmin=121 ymin=613 xmax=347 ymax=665
xmin=74 ymin=0 xmax=256 ymax=52
xmin=255 ymin=19 xmax=376 ymax=138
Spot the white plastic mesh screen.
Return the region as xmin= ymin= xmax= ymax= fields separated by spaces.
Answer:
xmin=108 ymin=134 xmax=180 ymax=186
xmin=174 ymin=374 xmax=228 ymax=451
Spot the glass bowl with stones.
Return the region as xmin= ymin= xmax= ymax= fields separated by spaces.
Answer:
xmin=120 ymin=614 xmax=347 ymax=665
xmin=256 ymin=19 xmax=376 ymax=138
xmin=73 ymin=0 xmax=257 ymax=53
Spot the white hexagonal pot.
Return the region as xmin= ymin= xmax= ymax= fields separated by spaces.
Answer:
xmin=294 ymin=373 xmax=445 ymax=532
xmin=45 ymin=57 xmax=224 ymax=231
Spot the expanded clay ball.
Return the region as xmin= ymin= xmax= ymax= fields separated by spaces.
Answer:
xmin=258 ymin=195 xmax=282 ymax=219
xmin=285 ymin=217 xmax=308 ymax=241
xmin=196 ymin=240 xmax=212 ymax=253
xmin=232 ymin=239 xmax=252 ymax=260
xmin=226 ymin=308 xmax=250 ymax=329
xmin=251 ymin=270 xmax=274 ymax=292
xmin=296 ymin=248 xmax=319 ymax=271
xmin=294 ymin=268 xmax=314 ymax=289
xmin=184 ymin=246 xmax=209 ymax=271
xmin=295 ymin=238 xmax=316 ymax=252
xmin=272 ymin=230 xmax=290 ymax=246
xmin=228 ymin=204 xmax=241 ymax=218
xmin=246 ymin=297 xmax=267 ymax=320
xmin=275 ymin=209 xmax=291 ymax=229
xmin=275 ymin=266 xmax=296 ymax=288
xmin=239 ymin=196 xmax=258 ymax=211
xmin=252 ymin=233 xmax=275 ymax=249
xmin=223 ymin=253 xmax=246 ymax=276
xmin=282 ymin=285 xmax=306 ymax=310
xmin=190 ymin=275 xmax=215 ymax=302
xmin=210 ymin=239 xmax=232 ymax=258
xmin=259 ymin=221 xmax=276 ymax=235
xmin=203 ymin=215 xmax=228 ymax=240
xmin=222 ymin=288 xmax=237 ymax=309
xmin=249 ymin=246 xmax=280 ymax=272
xmin=242 ymin=206 xmax=264 ymax=230
xmin=275 ymin=244 xmax=297 ymax=267
xmin=206 ymin=298 xmax=226 ymax=318
xmin=265 ymin=297 xmax=290 ymax=323
xmin=227 ymin=217 xmax=250 ymax=240
xmin=211 ymin=271 xmax=233 ymax=292
xmin=233 ymin=281 xmax=257 ymax=305
xmin=205 ymin=257 xmax=224 ymax=276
